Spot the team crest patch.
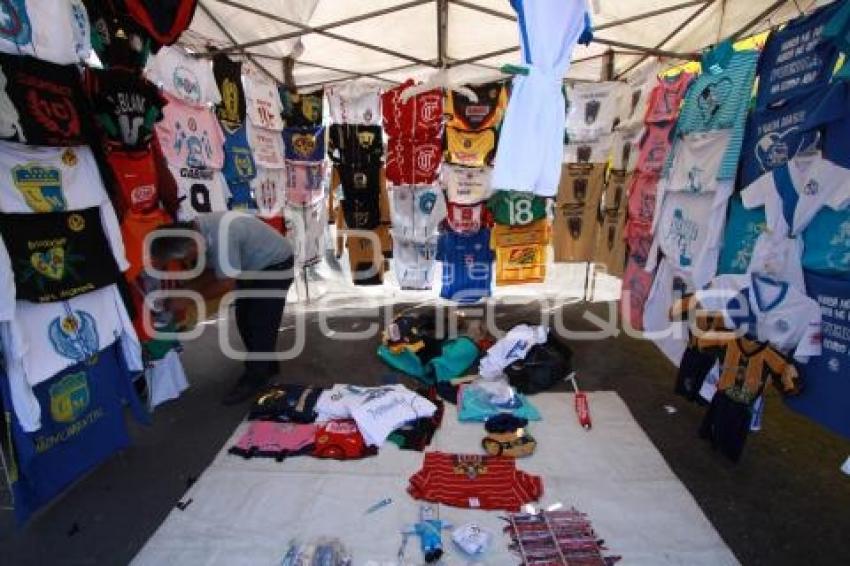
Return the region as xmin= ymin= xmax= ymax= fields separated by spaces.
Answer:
xmin=419 ymin=191 xmax=437 ymax=214
xmin=302 ymin=97 xmax=322 ymax=123
xmin=803 ymin=179 xmax=820 ymax=195
xmin=292 ymin=133 xmax=317 ymax=158
xmin=61 ymin=148 xmax=77 ymax=166
xmin=49 ymin=309 xmax=99 ymax=363
xmin=0 ymin=0 xmax=32 ymax=45
xmin=30 ymin=246 xmax=66 ymax=281
xmin=358 ymin=131 xmax=375 ymax=148
xmin=67 ymin=213 xmax=85 ymax=232
xmin=219 ymin=78 xmax=241 ymax=124
xmin=48 ymin=370 xmax=90 ymax=424
xmin=509 ymin=247 xmax=536 ymax=265
xmin=12 ymin=163 xmax=66 ymax=212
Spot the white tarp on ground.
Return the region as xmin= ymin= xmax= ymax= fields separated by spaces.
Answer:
xmin=132 ymin=391 xmax=740 ymax=565
xmin=185 ymin=0 xmax=833 ymax=88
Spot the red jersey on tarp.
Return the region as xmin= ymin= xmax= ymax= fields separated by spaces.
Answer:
xmin=381 ymin=79 xmax=443 ymax=140
xmin=407 ymin=451 xmax=542 ymax=511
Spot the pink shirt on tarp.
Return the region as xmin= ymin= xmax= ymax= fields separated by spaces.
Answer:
xmin=230 ymin=422 xmax=317 ymax=459
xmin=155 ymin=92 xmax=225 ymax=170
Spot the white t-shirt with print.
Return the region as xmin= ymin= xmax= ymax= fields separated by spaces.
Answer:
xmin=665 ymin=130 xmax=733 ymax=194
xmin=251 ymin=166 xmax=286 ymax=219
xmin=390 ymin=185 xmax=447 ymax=240
xmin=146 ymin=45 xmax=221 ymax=106
xmin=617 ymin=61 xmax=659 ymax=129
xmin=610 ymin=126 xmax=644 ymax=172
xmin=442 ymin=164 xmax=492 ymax=205
xmin=284 ymin=200 xmax=327 ymax=267
xmin=563 ymin=134 xmax=613 ymax=165
xmin=392 ymin=233 xmax=438 ymax=290
xmin=244 ymin=74 xmax=284 ymax=131
xmin=0 ymin=284 xmax=142 ymax=431
xmin=0 ymin=0 xmax=90 ymax=65
xmin=168 ymin=165 xmax=229 ymax=221
xmin=326 ymin=82 xmax=382 ymax=125
xmin=247 ymin=122 xmax=286 ymax=169
xmin=479 ymin=324 xmax=548 ymax=379
xmin=565 ymin=81 xmax=627 ymax=142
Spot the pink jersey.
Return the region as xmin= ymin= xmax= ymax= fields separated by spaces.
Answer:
xmin=285 ymin=160 xmax=325 ymax=206
xmin=626 ymin=172 xmax=660 ymax=230
xmin=635 ymin=122 xmax=675 ymax=174
xmin=155 ymin=92 xmax=225 ymax=169
xmin=644 ymin=72 xmax=693 ymax=124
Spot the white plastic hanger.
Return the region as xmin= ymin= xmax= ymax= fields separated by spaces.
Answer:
xmin=399 ymin=67 xmax=479 ymax=103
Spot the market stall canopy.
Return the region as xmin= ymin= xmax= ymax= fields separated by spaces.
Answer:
xmin=184 ymin=0 xmax=833 ymax=88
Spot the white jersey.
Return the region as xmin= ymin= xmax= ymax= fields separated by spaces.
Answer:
xmin=168 ymin=165 xmax=229 ymax=220
xmin=251 ymin=166 xmax=286 ymax=219
xmin=247 ymin=122 xmax=286 ymax=169
xmin=563 ymin=134 xmax=613 ymax=165
xmin=326 ymin=82 xmax=382 ymax=125
xmin=610 ymin=126 xmax=644 ymax=172
xmin=0 ymin=284 xmax=142 ymax=431
xmin=145 ymin=45 xmax=221 ymax=107
xmin=441 ymin=164 xmax=492 ymax=205
xmin=565 ymin=81 xmax=627 ymax=142
xmin=0 ymin=143 xmax=129 ymax=287
xmin=642 ymin=257 xmax=690 ymax=365
xmin=392 ymin=233 xmax=438 ymax=290
xmin=0 ymin=0 xmax=90 ymax=65
xmin=479 ymin=324 xmax=548 ymax=379
xmin=284 ymin=200 xmax=327 ymax=267
xmin=390 ymin=185 xmax=447 ymax=240
xmin=315 ymin=384 xmax=437 ymax=447
xmin=244 ymin=74 xmax=284 ymax=131
xmin=617 ymin=61 xmax=658 ymax=129
xmin=145 ymin=349 xmax=189 ymax=410
xmin=665 ymin=130 xmax=733 ymax=194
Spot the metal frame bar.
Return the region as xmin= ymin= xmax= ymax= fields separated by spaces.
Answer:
xmin=208 ymin=0 xmax=435 ymax=67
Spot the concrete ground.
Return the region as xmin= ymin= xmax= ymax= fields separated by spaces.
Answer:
xmin=1 ymin=300 xmax=850 ymax=565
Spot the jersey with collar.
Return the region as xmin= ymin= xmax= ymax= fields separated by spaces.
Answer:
xmin=437 ymin=228 xmax=493 ymax=304
xmin=155 ymin=92 xmax=225 ymax=170
xmin=221 ymin=124 xmax=257 ymax=183
xmin=392 ymin=233 xmax=438 ymax=290
xmin=445 ymin=81 xmax=508 ymax=132
xmin=145 ymin=44 xmax=221 ymax=107
xmin=0 ymin=0 xmax=90 ymax=65
xmin=326 ymin=82 xmax=382 ymax=126
xmin=83 ymin=0 xmax=150 ymax=70
xmin=123 ymin=0 xmax=197 ymax=48
xmin=565 ymin=81 xmax=626 ymax=142
xmin=283 ymin=125 xmax=325 ymax=162
xmin=246 ymin=122 xmax=285 ymax=170
xmin=212 ymin=53 xmax=246 ymax=131
xmin=445 ymin=127 xmax=497 ymax=167
xmin=105 ymin=149 xmax=164 ymax=215
xmin=390 ymin=185 xmax=446 ymax=241
xmin=442 ymin=164 xmax=492 ymax=205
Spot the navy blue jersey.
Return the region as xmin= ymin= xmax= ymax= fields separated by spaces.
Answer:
xmin=283 ymin=126 xmax=326 ymax=162
xmin=221 ymin=124 xmax=257 ymax=183
xmin=437 ymin=228 xmax=494 ymax=303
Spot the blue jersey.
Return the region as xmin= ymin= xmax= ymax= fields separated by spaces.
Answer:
xmin=221 ymin=124 xmax=257 ymax=183
xmin=0 ymin=342 xmax=142 ymax=523
xmin=740 ymin=82 xmax=847 ymax=187
xmin=802 ymin=205 xmax=850 ymax=278
xmin=436 ymin=228 xmax=493 ymax=304
xmin=786 ymin=270 xmax=850 ymax=439
xmin=283 ymin=126 xmax=326 ymax=162
xmin=717 ymin=194 xmax=767 ymax=275
xmin=227 ymin=180 xmax=257 ymax=211
xmin=755 ymin=2 xmax=841 ymax=110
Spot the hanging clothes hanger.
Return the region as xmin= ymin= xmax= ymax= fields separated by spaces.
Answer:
xmin=399 ymin=67 xmax=478 ymax=103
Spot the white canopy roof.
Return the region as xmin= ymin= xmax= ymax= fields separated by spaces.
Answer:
xmin=185 ymin=0 xmax=832 ymax=89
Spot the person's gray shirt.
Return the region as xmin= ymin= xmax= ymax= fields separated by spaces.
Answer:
xmin=195 ymin=212 xmax=293 ymax=278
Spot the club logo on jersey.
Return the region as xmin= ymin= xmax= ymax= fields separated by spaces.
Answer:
xmin=414 ymin=145 xmax=439 ymax=175
xmin=453 ymin=455 xmax=488 ymax=479
xmin=803 ymin=179 xmax=820 ymax=195
xmin=352 ymin=171 xmax=368 ymax=190
xmin=61 ymin=147 xmax=77 ymax=166
xmin=577 ymin=146 xmax=592 ymax=163
xmin=130 ymin=184 xmax=157 ymax=208
xmin=49 ymin=309 xmax=99 ymax=363
xmin=584 ymin=100 xmax=600 ymax=125
xmin=696 ymin=77 xmax=733 ymax=124
xmin=301 ymin=95 xmax=322 ymax=124
xmin=419 ymin=191 xmax=437 ymax=214
xmin=30 ymin=246 xmax=66 ymax=281
xmin=667 ymin=208 xmax=699 ymax=267
xmin=357 ymin=130 xmax=376 ymax=148
xmin=67 ymin=213 xmax=85 ymax=232
xmin=0 ymin=0 xmax=30 ymax=44
xmin=173 ymin=66 xmax=201 ymax=103
xmin=418 ymin=94 xmax=442 ymax=125
xmin=232 ymin=147 xmax=255 ymax=179
xmin=292 ymin=133 xmax=317 ymax=158
xmin=509 ymin=247 xmax=537 ymax=266
xmin=218 ymin=78 xmax=242 ymax=125
xmin=48 ymin=371 xmax=90 ymax=424
xmin=828 ymin=357 xmax=840 ymax=373
xmin=755 ymin=129 xmax=796 ymax=172
xmin=12 ymin=163 xmax=66 ymax=212
xmin=27 ymin=81 xmax=81 ymax=141
xmin=362 ymin=109 xmax=373 ymax=123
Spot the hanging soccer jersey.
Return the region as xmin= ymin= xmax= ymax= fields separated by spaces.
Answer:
xmin=386 ymin=136 xmax=442 ymax=186
xmin=226 ymin=181 xmax=256 ymax=211
xmin=105 ymin=149 xmax=162 ymax=215
xmin=618 ymin=62 xmax=658 ymax=129
xmin=445 ymin=127 xmax=497 ymax=167
xmin=445 ymin=201 xmax=491 ymax=235
xmin=626 ymin=172 xmax=660 ymax=237
xmin=284 ymin=160 xmax=324 ymax=207
xmin=252 ymin=166 xmax=286 ymax=219
xmin=246 ymin=122 xmax=286 ymax=170
xmin=244 ymin=74 xmax=284 ymax=131
xmin=674 ymin=46 xmax=759 ymax=181
xmin=604 ymin=169 xmax=629 ymax=213
xmin=392 ymin=234 xmax=438 ymax=290
xmin=740 ymin=82 xmax=847 ymax=187
xmin=437 ymin=228 xmax=494 ymax=303
xmin=565 ymin=81 xmax=626 ymax=142
xmin=84 ymin=67 xmax=165 ymax=151
xmin=610 ymin=126 xmax=643 ymax=172
xmin=552 ymin=202 xmax=598 ymax=263
xmin=284 ymin=200 xmax=326 ymax=268
xmin=337 ymin=163 xmax=381 ymax=230
xmin=120 ymin=207 xmax=172 ymax=281
xmin=0 ymin=53 xmax=91 ymax=146
xmin=280 ymin=87 xmax=323 ymax=128
xmin=145 ymin=44 xmax=221 ymax=106
xmin=155 ymin=92 xmax=225 ymax=169
xmin=491 ymin=219 xmax=550 ymax=285
xmin=556 ymin=162 xmax=605 ymax=205
xmin=442 ymin=164 xmax=492 ymax=205
xmin=283 ymin=125 xmax=325 ymax=162
xmin=563 ymin=134 xmax=613 ymax=165
xmin=212 ymin=53 xmax=246 ymax=131
xmin=664 ymin=130 xmax=733 ymax=193
xmin=382 ymin=79 xmax=443 ymax=139
xmin=756 ymin=2 xmax=840 ymax=110
xmin=0 ymin=207 xmax=121 ymax=303
xmin=0 ymin=0 xmax=90 ymax=65
xmin=717 ymin=194 xmax=767 ymax=275
xmin=168 ymin=164 xmax=228 ymax=219
xmin=83 ymin=0 xmax=151 ymax=70
xmin=634 ymin=122 xmax=675 ymax=175
xmin=221 ymin=124 xmax=257 ymax=183
xmin=445 ymin=81 xmax=508 ymax=131
xmin=487 ymin=190 xmax=547 ymax=226
xmin=328 ymin=124 xmax=383 ymax=166
xmin=644 ymin=72 xmax=693 ymax=124
xmin=802 ymin=206 xmax=850 ymax=277
xmin=326 ymin=82 xmax=382 ymax=125
xmin=0 ymin=144 xmax=129 ymax=272
xmin=594 ymin=208 xmax=627 ymax=277
xmin=390 ymin=185 xmax=446 ymax=240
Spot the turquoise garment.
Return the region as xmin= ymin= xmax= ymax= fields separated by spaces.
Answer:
xmin=673 ymin=48 xmax=759 ymax=181
xmin=427 ymin=337 xmax=479 ymax=382
xmin=377 ymin=345 xmax=426 ymax=381
xmin=717 ymin=194 xmax=767 ymax=275
xmin=802 ymin=206 xmax=850 ymax=278
xmin=458 ymin=385 xmax=542 ymax=422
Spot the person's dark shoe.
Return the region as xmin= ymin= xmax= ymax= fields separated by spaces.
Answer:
xmin=221 ymin=374 xmax=269 ymax=406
